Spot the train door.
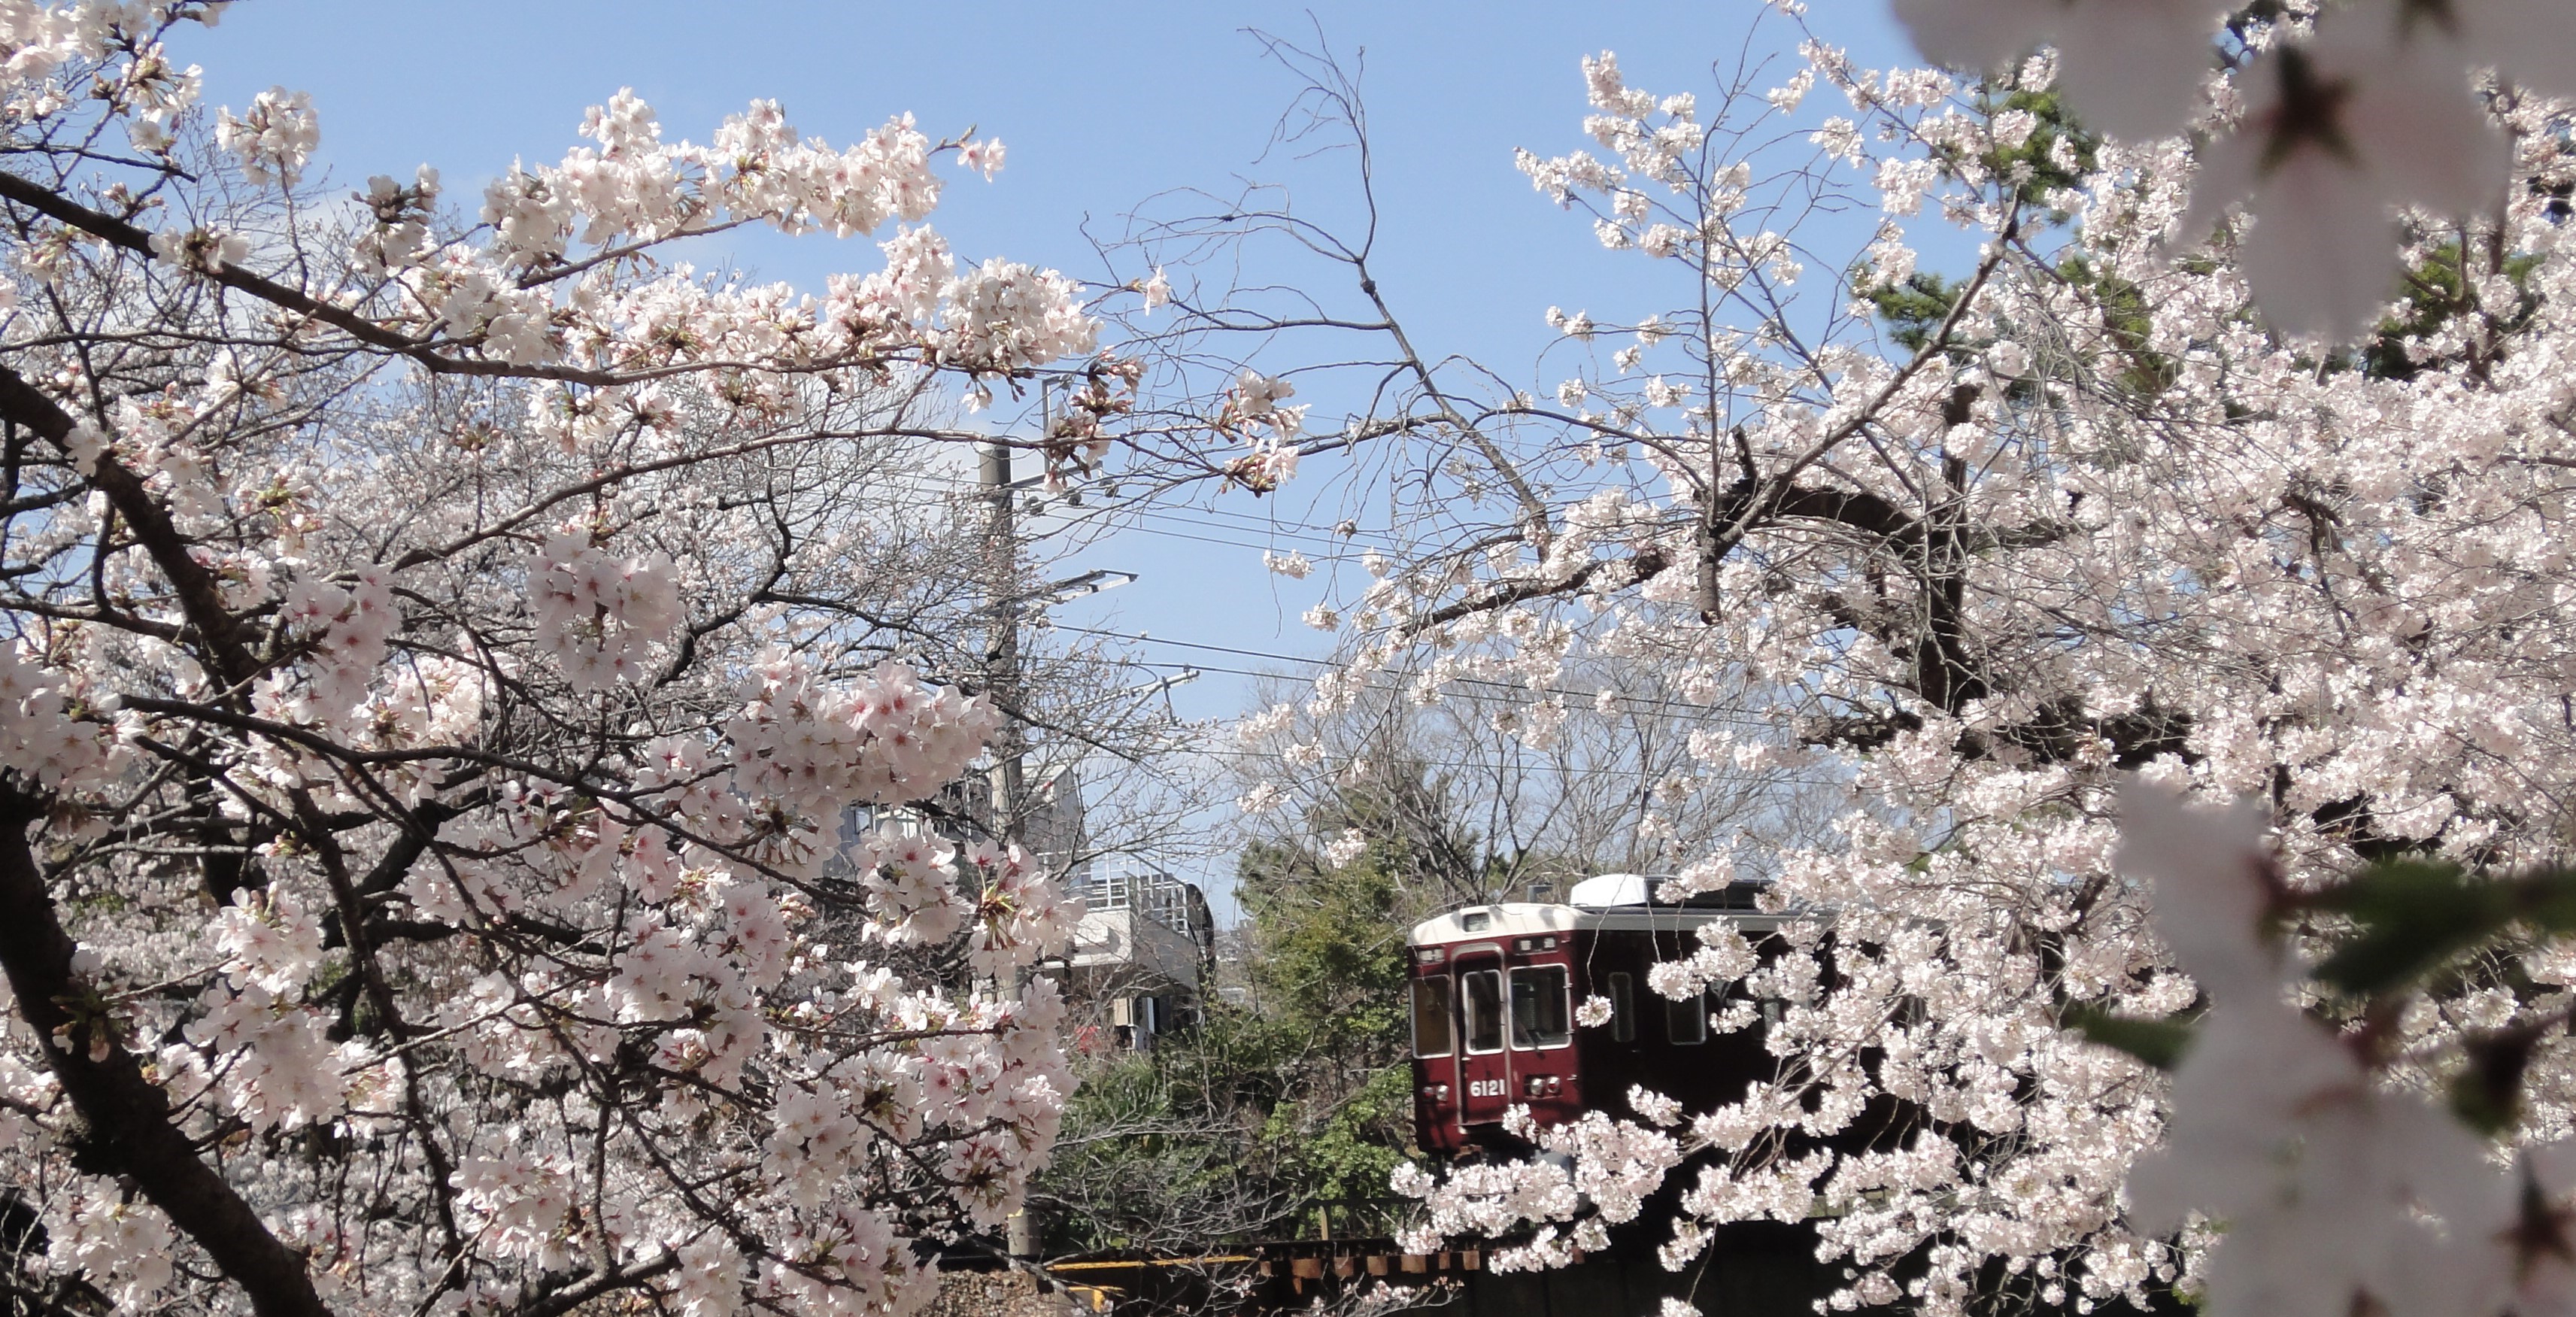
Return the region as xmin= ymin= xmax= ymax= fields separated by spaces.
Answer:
xmin=1409 ymin=969 xmax=1459 ymax=1150
xmin=1455 ymin=948 xmax=1511 ymax=1126
xmin=1507 ymin=960 xmax=1576 ymax=1119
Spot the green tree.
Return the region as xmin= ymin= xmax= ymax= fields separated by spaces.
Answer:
xmin=1037 ymin=764 xmax=1477 ymax=1253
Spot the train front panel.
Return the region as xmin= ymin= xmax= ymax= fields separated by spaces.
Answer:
xmin=1406 ymin=904 xmax=1585 ymax=1155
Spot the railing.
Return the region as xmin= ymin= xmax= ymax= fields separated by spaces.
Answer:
xmin=1079 ymin=866 xmax=1197 ymax=938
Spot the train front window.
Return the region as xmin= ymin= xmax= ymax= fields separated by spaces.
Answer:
xmin=1668 ymin=986 xmax=1707 ymax=1045
xmin=1461 ymin=969 xmax=1504 ymax=1054
xmin=1509 ymin=966 xmax=1570 ymax=1049
xmin=1412 ymin=975 xmax=1455 ymax=1058
xmin=1608 ymin=973 xmax=1636 ymax=1043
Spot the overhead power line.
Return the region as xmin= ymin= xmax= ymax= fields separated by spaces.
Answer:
xmin=1050 ymin=624 xmax=1794 ymax=732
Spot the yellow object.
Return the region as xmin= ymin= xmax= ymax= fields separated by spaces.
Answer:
xmin=1044 ymin=1256 xmax=1256 ymax=1271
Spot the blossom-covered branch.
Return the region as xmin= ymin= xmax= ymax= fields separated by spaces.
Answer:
xmin=0 ymin=5 xmax=1145 ymax=1316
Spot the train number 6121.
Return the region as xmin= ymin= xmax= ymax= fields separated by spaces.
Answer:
xmin=1467 ymin=1079 xmax=1507 ymax=1098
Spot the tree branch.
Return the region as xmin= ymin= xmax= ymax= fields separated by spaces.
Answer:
xmin=0 ymin=365 xmax=258 ymax=686
xmin=0 ymin=171 xmax=618 ymax=387
xmin=0 ymin=787 xmax=332 ymax=1317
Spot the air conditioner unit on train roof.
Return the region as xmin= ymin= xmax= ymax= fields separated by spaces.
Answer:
xmin=1567 ymin=873 xmax=1657 ymax=908
xmin=1568 ymin=872 xmax=1777 ymax=910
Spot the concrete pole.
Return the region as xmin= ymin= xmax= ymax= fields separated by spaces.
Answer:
xmin=980 ymin=435 xmax=1023 ymax=846
xmin=985 ymin=439 xmax=1038 ymax=1267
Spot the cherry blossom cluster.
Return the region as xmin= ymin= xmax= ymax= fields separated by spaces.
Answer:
xmin=1217 ymin=369 xmax=1306 ymax=493
xmin=726 ymin=651 xmax=1000 ymax=819
xmin=0 ymin=641 xmax=120 ymax=792
xmin=0 ymin=2 xmax=206 ymax=150
xmin=214 ymin=84 xmax=317 ymax=187
xmin=10 ymin=2 xmax=1102 ymax=393
xmin=403 ymin=89 xmax=1088 ymax=381
xmin=260 ymin=569 xmax=398 ymax=721
xmin=46 ymin=1197 xmax=174 ymax=1311
xmin=526 ymin=531 xmax=684 ymax=693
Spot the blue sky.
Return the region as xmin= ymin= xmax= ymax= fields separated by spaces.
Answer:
xmin=177 ymin=1 xmax=1925 ymax=908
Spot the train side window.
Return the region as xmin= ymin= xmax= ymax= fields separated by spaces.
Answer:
xmin=1461 ymin=970 xmax=1504 ymax=1054
xmin=1607 ymin=973 xmax=1635 ymax=1043
xmin=1509 ymin=966 xmax=1571 ymax=1049
xmin=1412 ymin=976 xmax=1455 ymax=1058
xmin=1667 ymin=985 xmax=1707 ymax=1045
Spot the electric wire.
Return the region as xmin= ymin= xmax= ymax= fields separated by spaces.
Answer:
xmin=1048 ymin=623 xmax=1801 ymax=733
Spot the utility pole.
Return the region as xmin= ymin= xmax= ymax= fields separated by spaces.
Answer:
xmin=981 ymin=429 xmax=1037 ymax=1267
xmin=981 ymin=392 xmax=1140 ymax=1267
xmin=980 ymin=433 xmax=1024 ymax=848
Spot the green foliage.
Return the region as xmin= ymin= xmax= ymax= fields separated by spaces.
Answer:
xmin=2450 ymin=1023 xmax=2544 ymax=1136
xmin=1868 ymin=253 xmax=2174 ymax=397
xmin=1916 ymin=83 xmax=2101 ymax=216
xmin=2346 ymin=240 xmax=2544 ymax=381
xmin=2056 ymin=253 xmax=2180 ymax=397
xmin=1869 ymin=272 xmax=1963 ymax=355
xmin=1237 ymin=838 xmax=1412 ymax=1048
xmin=1264 ymin=1062 xmax=1416 ymax=1218
xmin=1980 ymin=88 xmax=2098 ymax=211
xmin=2063 ymin=858 xmax=2576 ymax=1096
xmin=1039 ymin=769 xmax=1467 ymax=1252
xmin=2299 ymin=858 xmax=2576 ymax=999
xmin=1041 ymin=1000 xmax=1415 ymax=1250
xmin=1041 ymin=1005 xmax=1345 ymax=1251
xmin=2310 ymin=859 xmax=2524 ymax=998
xmin=2062 ymin=1003 xmax=2198 ymax=1072
xmin=1865 ymin=80 xmax=2095 ymax=357
xmin=2071 ymin=857 xmax=2576 ymax=1139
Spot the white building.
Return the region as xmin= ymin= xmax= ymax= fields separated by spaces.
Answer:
xmin=1061 ymin=863 xmax=1212 ymax=1051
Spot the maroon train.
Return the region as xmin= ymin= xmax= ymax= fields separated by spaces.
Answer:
xmin=1406 ymin=872 xmax=1796 ymax=1156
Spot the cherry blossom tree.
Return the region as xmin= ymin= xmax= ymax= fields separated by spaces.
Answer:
xmin=0 ymin=5 xmax=1146 ymax=1316
xmin=1228 ymin=660 xmax=1839 ymax=910
xmin=1124 ymin=9 xmax=2576 ymax=1315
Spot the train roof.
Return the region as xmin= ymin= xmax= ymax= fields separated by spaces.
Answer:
xmin=1406 ymin=873 xmax=1803 ymax=945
